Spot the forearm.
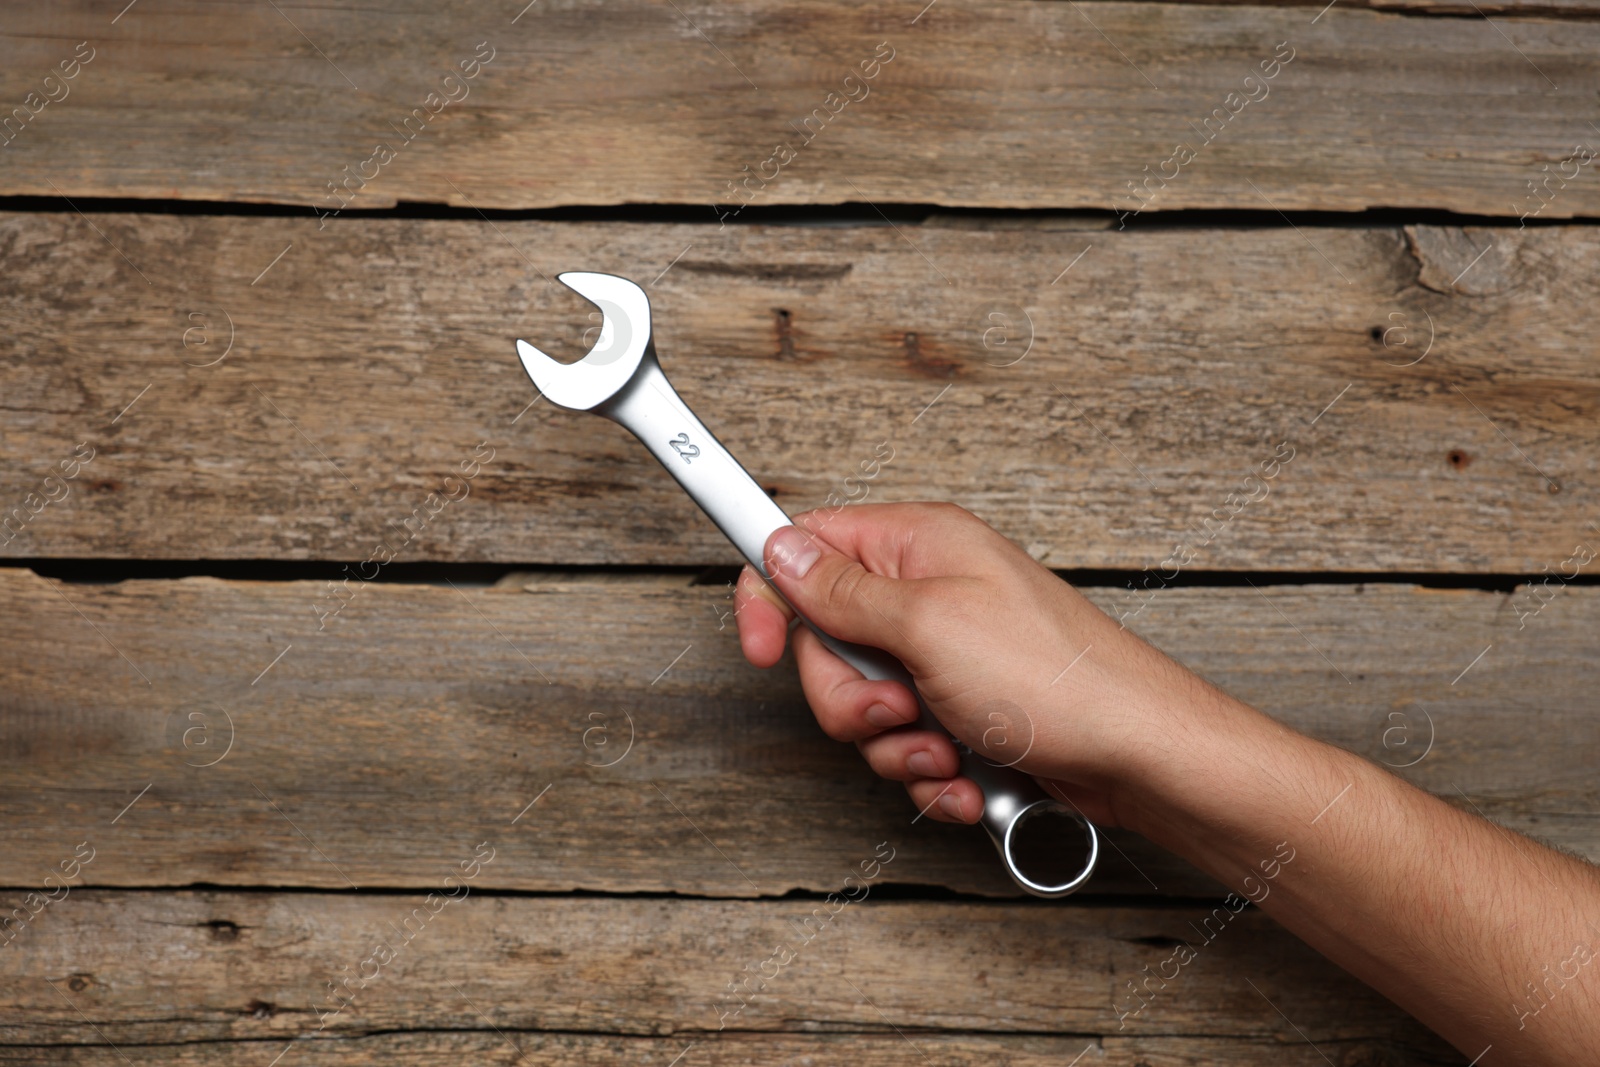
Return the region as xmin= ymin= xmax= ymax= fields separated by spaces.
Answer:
xmin=1116 ymin=688 xmax=1600 ymax=1064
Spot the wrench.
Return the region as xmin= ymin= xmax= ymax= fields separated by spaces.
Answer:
xmin=516 ymin=271 xmax=1099 ymax=897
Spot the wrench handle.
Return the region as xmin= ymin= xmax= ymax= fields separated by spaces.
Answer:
xmin=601 ymin=354 xmax=1098 ymax=897
xmin=603 ymin=354 xmax=793 ymax=571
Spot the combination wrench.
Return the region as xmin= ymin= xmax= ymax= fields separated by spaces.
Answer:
xmin=515 ymin=271 xmax=1099 ymax=897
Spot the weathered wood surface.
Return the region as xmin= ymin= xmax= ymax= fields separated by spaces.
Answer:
xmin=2 ymin=3 xmax=1598 ymax=216
xmin=2 ymin=568 xmax=1593 ymax=896
xmin=0 ymin=890 xmax=1457 ymax=1061
xmin=1161 ymin=0 xmax=1600 ymax=11
xmin=0 ymin=1032 xmax=1452 ymax=1067
xmin=4 ymin=215 xmax=1597 ymax=571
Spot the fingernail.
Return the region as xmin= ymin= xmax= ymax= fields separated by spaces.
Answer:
xmin=938 ymin=793 xmax=966 ymax=821
xmin=907 ymin=751 xmax=940 ymax=778
xmin=767 ymin=527 xmax=820 ymax=579
xmin=865 ymin=703 xmax=904 ymax=728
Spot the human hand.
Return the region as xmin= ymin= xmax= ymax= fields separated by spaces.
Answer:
xmin=744 ymin=504 xmax=1600 ymax=1065
xmin=734 ymin=502 xmax=1239 ymax=827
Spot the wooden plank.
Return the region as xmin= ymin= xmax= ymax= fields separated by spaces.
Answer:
xmin=1 ymin=2 xmax=1597 ymax=215
xmin=1151 ymin=0 xmax=1600 ymax=12
xmin=3 ymin=215 xmax=1596 ymax=571
xmin=0 ymin=1032 xmax=1452 ymax=1067
xmin=0 ymin=890 xmax=1456 ymax=1060
xmin=1 ymin=568 xmax=1593 ymax=896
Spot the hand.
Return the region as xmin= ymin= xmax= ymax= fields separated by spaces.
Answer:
xmin=733 ymin=502 xmax=1241 ymax=827
xmin=740 ymin=503 xmax=1600 ymax=1063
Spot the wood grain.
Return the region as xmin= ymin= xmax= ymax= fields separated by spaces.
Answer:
xmin=3 ymin=215 xmax=1597 ymax=571
xmin=1 ymin=568 xmax=1593 ymax=897
xmin=0 ymin=1033 xmax=1454 ymax=1067
xmin=0 ymin=890 xmax=1457 ymax=1061
xmin=1156 ymin=0 xmax=1600 ymax=11
xmin=1 ymin=2 xmax=1597 ymax=215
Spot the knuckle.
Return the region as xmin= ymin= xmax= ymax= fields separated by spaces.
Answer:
xmin=858 ymin=738 xmax=902 ymax=781
xmin=938 ymin=501 xmax=973 ymax=520
xmin=801 ymin=676 xmax=853 ymax=741
xmin=925 ymin=500 xmax=974 ymax=524
xmin=817 ymin=711 xmax=855 ymax=743
xmin=819 ymin=560 xmax=867 ymax=619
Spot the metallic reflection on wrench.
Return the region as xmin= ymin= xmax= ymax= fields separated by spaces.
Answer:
xmin=516 ymin=271 xmax=1099 ymax=897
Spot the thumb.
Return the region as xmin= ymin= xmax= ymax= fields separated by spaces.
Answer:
xmin=763 ymin=525 xmax=922 ymax=659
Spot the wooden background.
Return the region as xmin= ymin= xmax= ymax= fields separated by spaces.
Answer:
xmin=2 ymin=1 xmax=1595 ymax=1064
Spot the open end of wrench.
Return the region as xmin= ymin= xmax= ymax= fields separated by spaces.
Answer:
xmin=515 ymin=272 xmax=652 ymax=411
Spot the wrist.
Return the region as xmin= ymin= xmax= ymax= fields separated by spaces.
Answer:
xmin=1115 ymin=699 xmax=1385 ymax=905
xmin=1110 ymin=681 xmax=1323 ymax=850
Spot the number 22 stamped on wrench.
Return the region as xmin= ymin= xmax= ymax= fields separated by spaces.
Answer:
xmin=515 ymin=271 xmax=1099 ymax=897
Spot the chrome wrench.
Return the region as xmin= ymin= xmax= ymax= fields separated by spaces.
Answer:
xmin=515 ymin=271 xmax=1098 ymax=897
